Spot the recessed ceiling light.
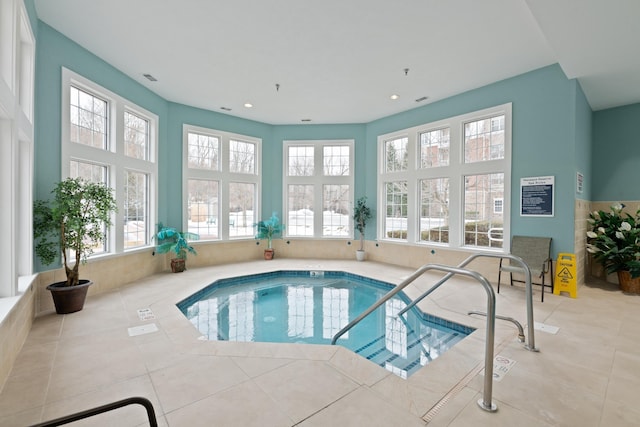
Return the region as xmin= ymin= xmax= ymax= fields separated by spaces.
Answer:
xmin=390 ymin=94 xmax=400 ymax=100
xmin=244 ymin=103 xmax=253 ymax=108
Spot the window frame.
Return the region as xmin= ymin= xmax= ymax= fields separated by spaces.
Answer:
xmin=283 ymin=140 xmax=354 ymax=239
xmin=183 ymin=124 xmax=262 ymax=241
xmin=377 ymin=103 xmax=512 ymax=252
xmin=61 ymin=67 xmax=158 ymax=256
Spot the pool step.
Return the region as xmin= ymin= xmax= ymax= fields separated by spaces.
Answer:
xmin=354 ymin=333 xmax=431 ymax=377
xmin=353 ymin=328 xmax=463 ymax=378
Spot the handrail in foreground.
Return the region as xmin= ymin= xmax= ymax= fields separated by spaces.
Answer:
xmin=398 ymin=253 xmax=538 ymax=352
xmin=331 ymin=263 xmax=499 ymax=412
xmin=30 ymin=396 xmax=158 ymax=427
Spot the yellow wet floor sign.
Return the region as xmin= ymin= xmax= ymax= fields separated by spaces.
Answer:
xmin=554 ymin=253 xmax=577 ymax=298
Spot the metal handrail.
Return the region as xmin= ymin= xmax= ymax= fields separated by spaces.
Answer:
xmin=398 ymin=253 xmax=538 ymax=352
xmin=331 ymin=263 xmax=499 ymax=412
xmin=469 ymin=310 xmax=525 ymax=343
xmin=30 ymin=396 xmax=158 ymax=427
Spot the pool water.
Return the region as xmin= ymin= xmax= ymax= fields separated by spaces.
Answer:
xmin=178 ymin=271 xmax=473 ymax=378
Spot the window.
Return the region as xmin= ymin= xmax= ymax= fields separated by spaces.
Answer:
xmin=420 ymin=178 xmax=449 ymax=243
xmin=464 ymin=173 xmax=504 ymax=248
xmin=124 ymin=111 xmax=149 ymax=160
xmin=69 ymin=86 xmax=108 ymax=149
xmin=187 ymin=179 xmax=219 ymax=240
xmin=69 ymin=160 xmax=109 ymax=253
xmin=378 ymin=104 xmax=511 ymax=250
xmin=124 ymin=170 xmax=149 ymax=248
xmin=229 ymin=140 xmax=255 ymax=174
xmin=323 ymin=184 xmax=350 ymax=236
xmin=384 ymin=137 xmax=408 ymax=172
xmin=288 ymin=146 xmax=314 ymax=176
xmin=62 ymin=68 xmax=158 ymax=256
xmin=188 ymin=132 xmax=219 ymax=170
xmin=464 ymin=115 xmax=505 ymax=163
xmin=284 ymin=140 xmax=354 ymax=238
xmin=420 ymin=128 xmax=449 ymax=168
xmin=183 ymin=125 xmax=261 ymax=240
xmin=384 ymin=181 xmax=408 ymax=239
xmin=1 ymin=0 xmax=35 ymax=298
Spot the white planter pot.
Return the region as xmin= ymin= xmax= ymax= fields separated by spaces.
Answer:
xmin=355 ymin=250 xmax=366 ymax=262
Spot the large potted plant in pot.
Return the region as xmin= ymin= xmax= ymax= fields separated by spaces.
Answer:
xmin=154 ymin=224 xmax=199 ymax=273
xmin=586 ymin=203 xmax=640 ymax=293
xmin=353 ymin=196 xmax=372 ymax=261
xmin=254 ymin=212 xmax=284 ymax=260
xmin=33 ymin=177 xmax=118 ymax=314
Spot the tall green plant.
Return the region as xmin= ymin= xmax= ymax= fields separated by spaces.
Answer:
xmin=33 ymin=177 xmax=118 ymax=286
xmin=353 ymin=197 xmax=372 ymax=251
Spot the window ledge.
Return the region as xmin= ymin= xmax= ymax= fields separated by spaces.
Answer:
xmin=0 ymin=274 xmax=37 ymax=325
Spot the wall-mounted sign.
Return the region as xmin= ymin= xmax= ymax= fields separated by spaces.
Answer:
xmin=520 ymin=176 xmax=554 ymax=217
xmin=576 ymin=172 xmax=584 ymax=194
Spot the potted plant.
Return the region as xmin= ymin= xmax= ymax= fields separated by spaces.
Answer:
xmin=353 ymin=196 xmax=372 ymax=261
xmin=254 ymin=212 xmax=284 ymax=260
xmin=33 ymin=177 xmax=118 ymax=314
xmin=586 ymin=203 xmax=640 ymax=293
xmin=154 ymin=224 xmax=199 ymax=272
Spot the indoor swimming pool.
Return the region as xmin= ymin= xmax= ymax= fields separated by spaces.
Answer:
xmin=178 ymin=270 xmax=473 ymax=378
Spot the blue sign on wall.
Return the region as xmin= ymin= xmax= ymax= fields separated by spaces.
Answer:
xmin=520 ymin=176 xmax=554 ymax=217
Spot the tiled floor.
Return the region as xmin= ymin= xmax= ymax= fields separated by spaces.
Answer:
xmin=1 ymin=259 xmax=639 ymax=426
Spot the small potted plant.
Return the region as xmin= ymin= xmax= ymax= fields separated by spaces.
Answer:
xmin=353 ymin=196 xmax=372 ymax=261
xmin=33 ymin=177 xmax=118 ymax=314
xmin=254 ymin=212 xmax=284 ymax=260
xmin=154 ymin=224 xmax=199 ymax=272
xmin=586 ymin=203 xmax=640 ymax=293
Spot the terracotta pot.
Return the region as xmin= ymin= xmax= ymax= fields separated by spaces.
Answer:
xmin=171 ymin=258 xmax=186 ymax=273
xmin=617 ymin=270 xmax=640 ymax=294
xmin=46 ymin=280 xmax=93 ymax=314
xmin=264 ymin=248 xmax=275 ymax=260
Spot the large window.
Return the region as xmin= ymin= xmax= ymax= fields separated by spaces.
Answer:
xmin=183 ymin=125 xmax=261 ymax=240
xmin=284 ymin=140 xmax=354 ymax=238
xmin=378 ymin=104 xmax=511 ymax=250
xmin=62 ymin=68 xmax=158 ymax=255
xmin=69 ymin=86 xmax=107 ymax=149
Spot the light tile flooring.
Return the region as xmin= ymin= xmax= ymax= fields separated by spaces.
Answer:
xmin=1 ymin=259 xmax=639 ymax=426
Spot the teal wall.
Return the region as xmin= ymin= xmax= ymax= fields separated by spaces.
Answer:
xmin=34 ymin=19 xmax=603 ymax=261
xmin=592 ymin=103 xmax=640 ymax=201
xmin=571 ymin=81 xmax=593 ymax=200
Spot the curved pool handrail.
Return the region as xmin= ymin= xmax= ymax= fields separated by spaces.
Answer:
xmin=331 ymin=263 xmax=498 ymax=412
xmin=30 ymin=396 xmax=158 ymax=427
xmin=398 ymin=252 xmax=537 ymax=352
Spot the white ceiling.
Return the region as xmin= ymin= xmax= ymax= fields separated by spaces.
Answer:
xmin=33 ymin=0 xmax=640 ymax=125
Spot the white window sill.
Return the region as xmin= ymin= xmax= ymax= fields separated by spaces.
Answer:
xmin=0 ymin=274 xmax=37 ymax=325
